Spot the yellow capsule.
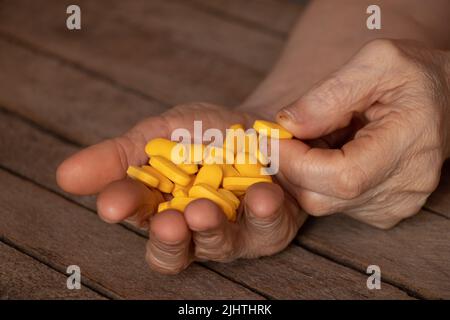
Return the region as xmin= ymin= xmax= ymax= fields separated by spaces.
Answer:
xmin=189 ymin=184 xmax=235 ymax=221
xmin=223 ymin=176 xmax=272 ymax=192
xmin=194 ymin=164 xmax=223 ymax=189
xmin=149 ymin=156 xmax=192 ymax=186
xmin=177 ymin=163 xmax=198 ymax=175
xmin=222 ymin=164 xmax=239 ymax=177
xmin=218 ymin=188 xmax=240 ymax=210
xmin=127 ymin=165 xmax=159 ymax=188
xmin=172 ymin=181 xmax=193 ymax=198
xmin=141 ymin=165 xmax=174 ymax=193
xmin=253 ymin=120 xmax=293 ymax=139
xmin=169 ymin=197 xmax=197 ymax=212
xmin=157 ymin=201 xmax=171 ymax=213
xmin=234 ymin=153 xmax=266 ymax=177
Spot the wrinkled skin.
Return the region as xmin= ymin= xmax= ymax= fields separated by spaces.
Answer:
xmin=57 ymin=39 xmax=450 ymax=273
xmin=276 ymin=40 xmax=450 ymax=229
xmin=57 ymin=104 xmax=307 ymax=274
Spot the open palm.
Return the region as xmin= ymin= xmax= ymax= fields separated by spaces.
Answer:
xmin=57 ymin=103 xmax=307 ymax=274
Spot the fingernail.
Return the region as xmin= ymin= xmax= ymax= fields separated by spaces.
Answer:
xmin=277 ymin=108 xmax=296 ymax=123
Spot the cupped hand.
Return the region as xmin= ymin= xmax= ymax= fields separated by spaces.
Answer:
xmin=57 ymin=103 xmax=307 ymax=274
xmin=276 ymin=39 xmax=450 ymax=229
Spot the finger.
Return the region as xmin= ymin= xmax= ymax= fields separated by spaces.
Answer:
xmin=96 ymin=178 xmax=164 ymax=227
xmin=276 ymin=40 xmax=398 ymax=140
xmin=279 ymin=114 xmax=401 ymax=199
xmin=56 ymin=116 xmax=169 ymax=195
xmin=184 ymin=199 xmax=241 ymax=262
xmin=241 ymin=182 xmax=307 ymax=257
xmin=146 ymin=210 xmax=193 ymax=274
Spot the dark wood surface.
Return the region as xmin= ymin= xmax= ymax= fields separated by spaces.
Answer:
xmin=0 ymin=0 xmax=448 ymax=299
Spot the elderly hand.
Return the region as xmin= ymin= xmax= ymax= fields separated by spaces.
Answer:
xmin=57 ymin=103 xmax=307 ymax=274
xmin=276 ymin=39 xmax=450 ymax=229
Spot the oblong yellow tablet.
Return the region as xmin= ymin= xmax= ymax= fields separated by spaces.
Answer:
xmin=189 ymin=184 xmax=235 ymax=221
xmin=127 ymin=165 xmax=159 ymax=188
xmin=145 ymin=138 xmax=177 ymax=160
xmin=177 ymin=163 xmax=198 ymax=175
xmin=157 ymin=201 xmax=171 ymax=213
xmin=193 ymin=164 xmax=223 ymax=189
xmin=222 ymin=164 xmax=239 ymax=177
xmin=222 ymin=176 xmax=272 ymax=192
xmin=203 ymin=146 xmax=234 ymax=165
xmin=253 ymin=120 xmax=293 ymax=139
xmin=172 ymin=181 xmax=193 ymax=198
xmin=218 ymin=188 xmax=240 ymax=210
xmin=169 ymin=197 xmax=197 ymax=212
xmin=234 ymin=153 xmax=265 ymax=177
xmin=149 ymin=156 xmax=192 ymax=186
xmin=141 ymin=166 xmax=174 ymax=193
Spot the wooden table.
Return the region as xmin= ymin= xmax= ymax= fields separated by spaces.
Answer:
xmin=0 ymin=0 xmax=449 ymax=299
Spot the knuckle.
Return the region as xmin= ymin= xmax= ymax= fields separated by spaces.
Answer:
xmin=363 ymin=39 xmax=401 ymax=59
xmin=334 ymin=166 xmax=366 ymax=199
xmin=298 ymin=191 xmax=334 ymax=216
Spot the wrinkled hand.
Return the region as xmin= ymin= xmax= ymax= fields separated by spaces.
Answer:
xmin=276 ymin=39 xmax=450 ymax=229
xmin=57 ymin=103 xmax=306 ymax=274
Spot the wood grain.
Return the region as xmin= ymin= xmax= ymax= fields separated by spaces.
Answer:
xmin=0 ymin=0 xmax=283 ymax=106
xmin=0 ymin=38 xmax=166 ymax=146
xmin=0 ymin=242 xmax=105 ymax=299
xmin=188 ymin=0 xmax=302 ymax=35
xmin=0 ymin=110 xmax=411 ymax=299
xmin=0 ymin=169 xmax=262 ymax=299
xmin=207 ymin=245 xmax=411 ymax=299
xmin=424 ymin=160 xmax=450 ymax=218
xmin=298 ymin=212 xmax=450 ymax=299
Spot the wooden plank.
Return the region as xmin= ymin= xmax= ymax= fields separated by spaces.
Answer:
xmin=424 ymin=160 xmax=450 ymax=218
xmin=0 ymin=242 xmax=105 ymax=299
xmin=0 ymin=169 xmax=262 ymax=299
xmin=189 ymin=0 xmax=302 ymax=35
xmin=0 ymin=109 xmax=411 ymax=299
xmin=297 ymin=212 xmax=450 ymax=299
xmin=0 ymin=0 xmax=280 ymax=106
xmin=207 ymin=245 xmax=411 ymax=299
xmin=0 ymin=38 xmax=166 ymax=146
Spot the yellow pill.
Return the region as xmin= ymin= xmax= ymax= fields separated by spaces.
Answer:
xmin=157 ymin=201 xmax=171 ymax=213
xmin=203 ymin=146 xmax=234 ymax=165
xmin=194 ymin=164 xmax=223 ymax=189
xmin=218 ymin=188 xmax=240 ymax=210
xmin=222 ymin=164 xmax=239 ymax=177
xmin=177 ymin=163 xmax=198 ymax=175
xmin=141 ymin=165 xmax=174 ymax=193
xmin=169 ymin=197 xmax=197 ymax=212
xmin=229 ymin=124 xmax=245 ymax=130
xmin=224 ymin=125 xmax=246 ymax=155
xmin=172 ymin=181 xmax=192 ymax=198
xmin=189 ymin=184 xmax=235 ymax=221
xmin=223 ymin=176 xmax=272 ymax=192
xmin=234 ymin=153 xmax=265 ymax=177
xmin=146 ymin=138 xmax=201 ymax=170
xmin=253 ymin=120 xmax=293 ymax=139
xmin=149 ymin=156 xmax=192 ymax=186
xmin=145 ymin=138 xmax=177 ymax=160
xmin=127 ymin=165 xmax=159 ymax=188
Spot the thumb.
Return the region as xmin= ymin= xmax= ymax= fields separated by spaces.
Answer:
xmin=276 ymin=41 xmax=393 ymax=139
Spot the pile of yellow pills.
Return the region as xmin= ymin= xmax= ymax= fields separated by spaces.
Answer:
xmin=127 ymin=120 xmax=292 ymax=222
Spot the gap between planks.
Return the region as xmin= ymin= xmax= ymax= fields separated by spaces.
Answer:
xmin=0 ymin=108 xmax=418 ymax=299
